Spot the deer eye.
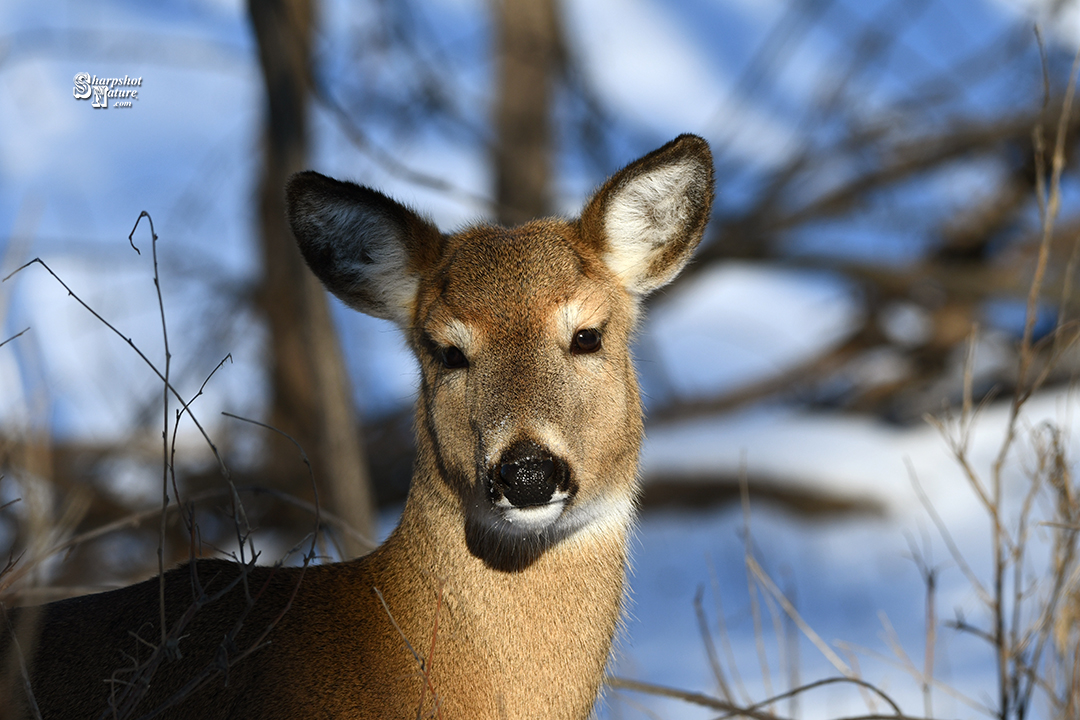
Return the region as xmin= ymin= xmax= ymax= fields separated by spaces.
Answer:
xmin=571 ymin=328 xmax=602 ymax=355
xmin=440 ymin=346 xmax=468 ymax=369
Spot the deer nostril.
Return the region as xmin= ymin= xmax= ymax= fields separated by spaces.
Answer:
xmin=499 ymin=458 xmax=553 ymax=483
xmin=499 ymin=458 xmax=552 ymax=486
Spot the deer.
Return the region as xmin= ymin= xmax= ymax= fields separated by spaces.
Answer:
xmin=0 ymin=134 xmax=714 ymax=719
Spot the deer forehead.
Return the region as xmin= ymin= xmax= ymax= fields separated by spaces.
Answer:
xmin=418 ymin=222 xmax=621 ymax=347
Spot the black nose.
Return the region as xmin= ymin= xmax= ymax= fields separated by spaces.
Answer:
xmin=492 ymin=439 xmax=567 ymax=507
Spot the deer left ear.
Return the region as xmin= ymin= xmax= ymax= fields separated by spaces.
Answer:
xmin=286 ymin=171 xmax=442 ymax=327
xmin=580 ymin=134 xmax=714 ymax=295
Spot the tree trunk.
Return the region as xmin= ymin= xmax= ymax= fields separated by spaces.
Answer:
xmin=492 ymin=0 xmax=562 ymax=226
xmin=249 ymin=0 xmax=375 ymax=556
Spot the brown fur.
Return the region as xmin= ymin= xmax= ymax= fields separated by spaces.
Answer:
xmin=0 ymin=135 xmax=714 ymax=719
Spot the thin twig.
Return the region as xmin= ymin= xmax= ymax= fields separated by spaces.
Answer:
xmin=744 ymin=552 xmax=853 ymax=678
xmin=834 ymin=639 xmax=993 ymax=715
xmin=905 ymin=458 xmax=990 ymax=603
xmin=1 ymin=258 xmax=228 ymax=478
xmin=706 ymin=554 xmax=751 ymax=704
xmin=712 ymin=676 xmax=904 ymax=720
xmin=127 ymin=210 xmax=172 ymax=652
xmin=0 ymin=327 xmax=29 ymax=350
xmin=739 ymin=466 xmax=774 ymax=699
xmin=606 ymin=675 xmax=926 ymax=720
xmin=694 ymin=585 xmax=733 ymax=702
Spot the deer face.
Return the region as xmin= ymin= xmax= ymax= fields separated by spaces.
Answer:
xmin=411 ymin=220 xmax=643 ymax=546
xmin=287 ymin=135 xmax=713 ymax=566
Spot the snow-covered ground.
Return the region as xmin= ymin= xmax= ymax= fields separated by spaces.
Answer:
xmin=615 ymin=393 xmax=1073 ymax=719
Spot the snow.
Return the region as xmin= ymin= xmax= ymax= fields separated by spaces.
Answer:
xmin=615 ymin=372 xmax=1080 ymax=717
xmin=645 ymin=263 xmax=859 ymax=399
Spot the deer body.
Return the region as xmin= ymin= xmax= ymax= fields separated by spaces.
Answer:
xmin=1 ymin=135 xmax=713 ymax=719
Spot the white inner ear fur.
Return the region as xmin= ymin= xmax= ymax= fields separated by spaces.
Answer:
xmin=379 ymin=275 xmax=418 ymax=327
xmin=602 ymin=157 xmax=697 ymax=293
xmin=329 ymin=202 xmax=417 ymax=325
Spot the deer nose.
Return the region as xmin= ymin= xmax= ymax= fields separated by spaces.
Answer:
xmin=493 ymin=440 xmax=567 ymax=507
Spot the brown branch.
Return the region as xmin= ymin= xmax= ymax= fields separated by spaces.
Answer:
xmin=646 ymin=325 xmax=874 ymax=426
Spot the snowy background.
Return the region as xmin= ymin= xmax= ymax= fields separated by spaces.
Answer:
xmin=3 ymin=0 xmax=1080 ymax=718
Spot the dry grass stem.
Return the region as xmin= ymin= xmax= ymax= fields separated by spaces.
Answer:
xmin=740 ymin=468 xmax=775 ymax=700
xmin=744 ymin=552 xmax=853 ymax=678
xmin=694 ymin=586 xmax=734 ymax=702
xmin=707 ymin=555 xmax=752 ymax=705
xmin=833 ymin=640 xmax=992 ymax=716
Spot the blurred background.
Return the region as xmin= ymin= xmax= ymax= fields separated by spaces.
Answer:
xmin=3 ymin=0 xmax=1080 ymax=717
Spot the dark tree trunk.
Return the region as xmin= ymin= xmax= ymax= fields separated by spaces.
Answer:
xmin=249 ymin=0 xmax=375 ymax=556
xmin=492 ymin=0 xmax=563 ymax=226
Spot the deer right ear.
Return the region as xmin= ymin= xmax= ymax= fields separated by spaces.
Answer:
xmin=286 ymin=171 xmax=441 ymax=326
xmin=580 ymin=134 xmax=714 ymax=296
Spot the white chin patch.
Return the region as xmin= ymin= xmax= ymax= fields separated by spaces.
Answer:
xmin=496 ymin=491 xmax=569 ymax=532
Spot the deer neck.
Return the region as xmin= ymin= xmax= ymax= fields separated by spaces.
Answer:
xmin=365 ymin=434 xmax=634 ymax=718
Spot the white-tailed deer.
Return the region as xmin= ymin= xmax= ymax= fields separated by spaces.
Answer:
xmin=0 ymin=135 xmax=713 ymax=719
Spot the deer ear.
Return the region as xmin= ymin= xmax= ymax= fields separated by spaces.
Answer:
xmin=580 ymin=134 xmax=714 ymax=295
xmin=286 ymin=171 xmax=441 ymax=326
